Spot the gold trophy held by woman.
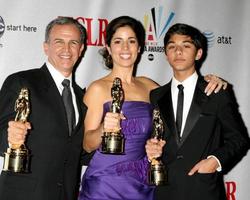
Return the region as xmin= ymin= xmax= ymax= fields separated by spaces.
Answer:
xmin=148 ymin=109 xmax=167 ymax=185
xmin=3 ymin=87 xmax=31 ymax=173
xmin=101 ymin=77 xmax=125 ymax=154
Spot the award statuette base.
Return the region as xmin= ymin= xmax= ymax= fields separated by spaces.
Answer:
xmin=3 ymin=144 xmax=30 ymax=173
xmin=148 ymin=161 xmax=167 ymax=186
xmin=101 ymin=133 xmax=125 ymax=154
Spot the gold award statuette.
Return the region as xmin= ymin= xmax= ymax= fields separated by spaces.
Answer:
xmin=148 ymin=109 xmax=167 ymax=186
xmin=101 ymin=77 xmax=125 ymax=154
xmin=3 ymin=87 xmax=31 ymax=173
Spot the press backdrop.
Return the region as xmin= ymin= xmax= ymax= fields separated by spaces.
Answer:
xmin=0 ymin=1 xmax=249 ymax=199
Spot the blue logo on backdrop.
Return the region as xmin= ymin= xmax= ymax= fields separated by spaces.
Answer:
xmin=203 ymin=31 xmax=215 ymax=48
xmin=0 ymin=16 xmax=5 ymax=38
xmin=203 ymin=31 xmax=232 ymax=47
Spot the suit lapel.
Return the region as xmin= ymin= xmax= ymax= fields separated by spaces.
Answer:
xmin=71 ymin=84 xmax=85 ymax=135
xmin=154 ymin=82 xmax=179 ymax=151
xmin=158 ymin=89 xmax=177 ymax=141
xmin=40 ymin=64 xmax=71 ymax=136
xmin=179 ymin=77 xmax=209 ymax=146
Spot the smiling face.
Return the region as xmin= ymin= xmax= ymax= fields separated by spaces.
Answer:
xmin=107 ymin=26 xmax=140 ymax=69
xmin=43 ymin=24 xmax=84 ymax=77
xmin=165 ymin=34 xmax=202 ymax=81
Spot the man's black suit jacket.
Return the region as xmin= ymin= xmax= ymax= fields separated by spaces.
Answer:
xmin=0 ymin=64 xmax=88 ymax=200
xmin=150 ymin=76 xmax=249 ymax=200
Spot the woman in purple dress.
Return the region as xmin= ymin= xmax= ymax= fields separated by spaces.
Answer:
xmin=78 ymin=16 xmax=226 ymax=200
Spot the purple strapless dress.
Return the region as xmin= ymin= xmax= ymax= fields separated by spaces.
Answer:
xmin=79 ymin=101 xmax=155 ymax=200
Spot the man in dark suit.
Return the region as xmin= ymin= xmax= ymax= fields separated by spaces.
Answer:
xmin=146 ymin=23 xmax=249 ymax=200
xmin=0 ymin=17 xmax=88 ymax=200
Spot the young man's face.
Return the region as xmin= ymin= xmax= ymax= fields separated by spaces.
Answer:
xmin=165 ymin=34 xmax=202 ymax=80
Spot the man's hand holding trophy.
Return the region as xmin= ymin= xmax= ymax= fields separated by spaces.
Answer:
xmin=147 ymin=108 xmax=167 ymax=186
xmin=3 ymin=87 xmax=31 ymax=173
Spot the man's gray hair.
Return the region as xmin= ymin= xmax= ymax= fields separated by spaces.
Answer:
xmin=45 ymin=16 xmax=86 ymax=44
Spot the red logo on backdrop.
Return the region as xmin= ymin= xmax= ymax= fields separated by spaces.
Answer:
xmin=76 ymin=17 xmax=108 ymax=47
xmin=225 ymin=181 xmax=236 ymax=200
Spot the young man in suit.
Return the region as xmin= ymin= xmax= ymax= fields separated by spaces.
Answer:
xmin=146 ymin=23 xmax=249 ymax=200
xmin=0 ymin=17 xmax=88 ymax=200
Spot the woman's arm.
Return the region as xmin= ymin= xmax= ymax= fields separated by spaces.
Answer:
xmin=83 ymin=82 xmax=106 ymax=152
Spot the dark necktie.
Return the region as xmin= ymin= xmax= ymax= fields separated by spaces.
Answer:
xmin=62 ymin=79 xmax=75 ymax=136
xmin=176 ymin=84 xmax=184 ymax=139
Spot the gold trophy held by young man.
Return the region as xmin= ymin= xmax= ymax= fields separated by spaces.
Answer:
xmin=101 ymin=77 xmax=125 ymax=154
xmin=3 ymin=87 xmax=31 ymax=173
xmin=148 ymin=109 xmax=167 ymax=185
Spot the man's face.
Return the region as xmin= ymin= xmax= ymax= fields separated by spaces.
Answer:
xmin=43 ymin=24 xmax=84 ymax=77
xmin=165 ymin=34 xmax=202 ymax=80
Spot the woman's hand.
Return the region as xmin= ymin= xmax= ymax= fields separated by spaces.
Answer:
xmin=204 ymin=74 xmax=228 ymax=96
xmin=103 ymin=112 xmax=125 ymax=133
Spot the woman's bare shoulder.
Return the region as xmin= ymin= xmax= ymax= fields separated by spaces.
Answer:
xmin=136 ymin=76 xmax=159 ymax=90
xmin=86 ymin=78 xmax=108 ymax=92
xmin=84 ymin=78 xmax=111 ymax=104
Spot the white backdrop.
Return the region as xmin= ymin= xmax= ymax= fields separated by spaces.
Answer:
xmin=0 ymin=0 xmax=249 ymax=199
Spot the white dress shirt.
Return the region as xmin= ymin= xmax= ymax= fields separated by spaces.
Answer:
xmin=171 ymin=72 xmax=198 ymax=137
xmin=46 ymin=61 xmax=79 ymax=125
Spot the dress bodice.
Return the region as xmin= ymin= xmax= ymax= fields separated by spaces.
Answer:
xmin=103 ymin=101 xmax=153 ymax=152
xmin=79 ymin=101 xmax=155 ymax=200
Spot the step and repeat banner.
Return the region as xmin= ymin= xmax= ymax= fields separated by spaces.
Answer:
xmin=0 ymin=0 xmax=249 ymax=199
